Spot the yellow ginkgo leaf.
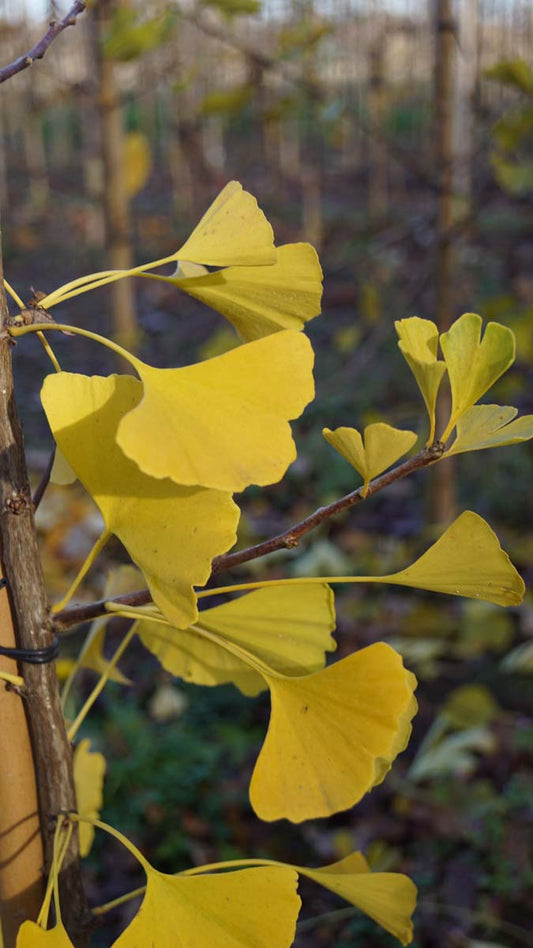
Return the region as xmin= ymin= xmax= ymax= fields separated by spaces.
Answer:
xmin=50 ymin=448 xmax=77 ymax=485
xmin=73 ymin=739 xmax=106 ymax=857
xmin=323 ymin=423 xmax=417 ymax=495
xmin=16 ymin=922 xmax=74 ymax=947
xmin=381 ymin=510 xmax=524 ymax=606
xmin=78 ymin=566 xmax=141 ymax=684
xmin=124 ymin=131 xmax=152 ymax=198
xmin=300 ymin=852 xmax=416 ymax=946
xmin=117 ymin=330 xmax=314 ymax=492
xmin=250 ymin=643 xmax=417 ymax=822
xmin=395 ymin=317 xmax=447 ymax=442
xmin=445 ymin=404 xmax=533 ymax=456
xmin=41 ymin=373 xmax=239 ymax=628
xmin=113 ymin=866 xmax=300 ymax=948
xmin=136 ymin=583 xmax=336 ymax=696
xmin=148 ymin=243 xmax=323 ymax=342
xmin=439 ymin=313 xmax=515 ymax=440
xmin=175 ymin=180 xmax=276 ymax=268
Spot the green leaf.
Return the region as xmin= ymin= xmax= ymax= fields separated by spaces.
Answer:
xmin=117 ymin=330 xmax=315 ymax=492
xmin=136 ymin=584 xmax=336 ymax=696
xmin=409 ymin=726 xmax=495 ymax=781
xmin=112 ymin=866 xmax=300 ymax=948
xmin=250 ymin=643 xmax=417 ymax=822
xmin=395 ymin=317 xmax=446 ymax=442
xmin=439 ymin=314 xmax=515 ymax=439
xmin=484 ymin=59 xmax=533 ymax=93
xmin=491 ymin=153 xmax=533 ymax=195
xmin=41 ymin=373 xmax=239 ymax=628
xmin=323 ymin=423 xmax=417 ymax=495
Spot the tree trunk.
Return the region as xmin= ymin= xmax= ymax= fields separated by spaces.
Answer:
xmin=431 ymin=0 xmax=456 ymax=524
xmin=91 ymin=0 xmax=139 ymax=352
xmin=0 ymin=236 xmax=89 ymax=945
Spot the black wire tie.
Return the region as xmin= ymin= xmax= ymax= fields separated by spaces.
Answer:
xmin=0 ymin=637 xmax=59 ymax=664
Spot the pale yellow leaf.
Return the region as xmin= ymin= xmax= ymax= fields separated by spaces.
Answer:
xmin=41 ymin=373 xmax=239 ymax=628
xmin=250 ymin=643 xmax=417 ymax=822
xmin=117 ymin=330 xmax=315 ymax=492
xmin=440 ymin=314 xmax=515 ymax=436
xmin=151 ymin=243 xmax=323 ymax=342
xmin=323 ymin=423 xmax=417 ymax=495
xmin=175 ymin=181 xmax=276 ymax=267
xmin=301 ymin=853 xmax=416 ymax=946
xmin=136 ymin=583 xmax=336 ymax=696
xmin=124 ymin=131 xmax=152 ymax=198
xmin=16 ymin=923 xmax=74 ymax=947
xmin=112 ymin=866 xmax=300 ymax=948
xmin=50 ymin=448 xmax=77 ymax=486
xmin=381 ymin=511 xmax=524 ymax=607
xmin=73 ymin=739 xmax=106 ymax=857
xmin=445 ymin=404 xmax=533 ymax=456
xmin=395 ymin=317 xmax=446 ymax=441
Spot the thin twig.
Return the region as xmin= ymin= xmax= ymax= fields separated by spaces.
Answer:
xmin=52 ymin=443 xmax=443 ymax=632
xmin=0 ymin=2 xmax=86 ymax=85
xmin=32 ymin=445 xmax=56 ymax=512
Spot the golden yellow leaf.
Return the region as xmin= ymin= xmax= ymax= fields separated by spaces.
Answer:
xmin=117 ymin=330 xmax=314 ymax=492
xmin=73 ymin=739 xmax=106 ymax=857
xmin=112 ymin=866 xmax=300 ymax=948
xmin=16 ymin=922 xmax=74 ymax=947
xmin=175 ymin=181 xmax=276 ymax=268
xmin=136 ymin=583 xmax=336 ymax=696
xmin=150 ymin=243 xmax=323 ymax=342
xmin=323 ymin=423 xmax=417 ymax=495
xmin=41 ymin=373 xmax=239 ymax=628
xmin=300 ymin=852 xmax=416 ymax=946
xmin=249 ymin=643 xmax=417 ymax=822
xmin=439 ymin=313 xmax=515 ymax=438
xmin=124 ymin=131 xmax=152 ymax=198
xmin=445 ymin=404 xmax=533 ymax=456
xmin=381 ymin=511 xmax=524 ymax=606
xmin=395 ymin=317 xmax=446 ymax=441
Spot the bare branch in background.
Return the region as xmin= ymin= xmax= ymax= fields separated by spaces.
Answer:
xmin=0 ymin=1 xmax=86 ymax=85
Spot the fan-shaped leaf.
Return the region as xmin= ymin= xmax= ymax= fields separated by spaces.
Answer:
xmin=163 ymin=243 xmax=323 ymax=342
xmin=73 ymin=739 xmax=106 ymax=857
xmin=381 ymin=511 xmax=524 ymax=607
xmin=439 ymin=314 xmax=515 ymax=436
xmin=395 ymin=318 xmax=446 ymax=441
xmin=250 ymin=643 xmax=417 ymax=822
xmin=117 ymin=330 xmax=314 ymax=492
xmin=136 ymin=583 xmax=336 ymax=696
xmin=300 ymin=852 xmax=416 ymax=946
xmin=112 ymin=866 xmax=300 ymax=948
xmin=445 ymin=404 xmax=533 ymax=456
xmin=16 ymin=922 xmax=74 ymax=947
xmin=175 ymin=181 xmax=275 ymax=267
xmin=41 ymin=373 xmax=239 ymax=628
xmin=323 ymin=423 xmax=417 ymax=495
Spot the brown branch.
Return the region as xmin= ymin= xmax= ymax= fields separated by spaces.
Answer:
xmin=32 ymin=446 xmax=55 ymax=512
xmin=53 ymin=442 xmax=444 ymax=633
xmin=0 ymin=2 xmax=86 ymax=85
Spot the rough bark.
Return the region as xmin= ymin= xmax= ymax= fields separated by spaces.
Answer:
xmin=0 ymin=239 xmax=89 ymax=944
